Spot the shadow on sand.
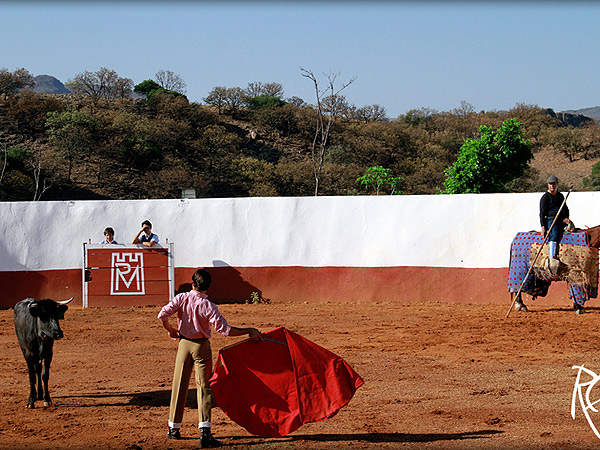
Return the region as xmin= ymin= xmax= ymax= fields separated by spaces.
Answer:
xmin=53 ymin=391 xmax=503 ymax=445
xmin=227 ymin=429 xmax=503 ymax=445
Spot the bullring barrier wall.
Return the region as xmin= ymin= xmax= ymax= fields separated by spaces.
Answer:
xmin=1 ymin=192 xmax=599 ymax=308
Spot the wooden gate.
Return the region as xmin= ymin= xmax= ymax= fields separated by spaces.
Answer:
xmin=83 ymin=244 xmax=174 ymax=307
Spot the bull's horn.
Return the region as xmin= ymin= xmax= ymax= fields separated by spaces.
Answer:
xmin=57 ymin=297 xmax=74 ymax=305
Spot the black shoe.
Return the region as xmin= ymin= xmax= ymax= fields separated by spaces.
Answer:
xmin=166 ymin=427 xmax=181 ymax=439
xmin=200 ymin=433 xmax=223 ymax=448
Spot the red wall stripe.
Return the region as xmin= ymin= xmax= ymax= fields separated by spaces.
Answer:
xmin=0 ymin=266 xmax=570 ymax=309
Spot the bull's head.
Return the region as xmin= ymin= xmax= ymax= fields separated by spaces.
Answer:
xmin=29 ymin=297 xmax=73 ymax=340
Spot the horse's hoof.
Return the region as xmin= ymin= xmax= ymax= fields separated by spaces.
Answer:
xmin=43 ymin=401 xmax=52 ymax=407
xmin=514 ymin=301 xmax=528 ymax=312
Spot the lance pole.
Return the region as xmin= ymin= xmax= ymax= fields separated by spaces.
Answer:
xmin=506 ymin=185 xmax=573 ymax=318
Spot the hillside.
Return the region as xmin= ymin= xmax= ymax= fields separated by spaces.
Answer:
xmin=1 ymin=89 xmax=600 ymax=201
xmin=530 ymin=148 xmax=599 ymax=192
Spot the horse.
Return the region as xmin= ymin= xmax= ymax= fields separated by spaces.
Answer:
xmin=508 ymin=225 xmax=600 ymax=313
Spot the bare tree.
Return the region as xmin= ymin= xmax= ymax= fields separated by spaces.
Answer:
xmin=452 ymin=100 xmax=475 ymax=118
xmin=263 ymin=82 xmax=284 ymax=98
xmin=0 ymin=142 xmax=7 ymax=186
xmin=113 ymin=76 xmax=135 ymax=99
xmin=287 ymin=96 xmax=306 ymax=108
xmin=300 ymin=68 xmax=355 ymax=195
xmin=245 ymin=81 xmax=284 ymax=99
xmin=66 ymin=67 xmax=133 ymax=105
xmin=205 ymin=85 xmax=251 ymax=115
xmin=29 ymin=142 xmax=51 ymax=201
xmin=245 ymin=82 xmax=265 ymax=98
xmin=155 ymin=69 xmax=187 ymax=94
xmin=204 ymin=86 xmax=228 ymax=114
xmin=355 ymin=104 xmax=388 ymax=123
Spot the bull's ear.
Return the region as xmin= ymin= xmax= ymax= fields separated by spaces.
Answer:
xmin=28 ymin=302 xmax=40 ymax=317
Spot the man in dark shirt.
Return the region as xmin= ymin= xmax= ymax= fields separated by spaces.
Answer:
xmin=539 ymin=175 xmax=571 ymax=260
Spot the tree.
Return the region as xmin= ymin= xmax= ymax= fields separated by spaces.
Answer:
xmin=65 ymin=67 xmax=133 ymax=104
xmin=262 ymin=82 xmax=284 ymax=98
xmin=356 ymin=166 xmax=403 ymax=195
xmin=204 ymin=86 xmax=228 ymax=114
xmin=134 ymin=79 xmax=161 ymax=96
xmin=195 ymin=125 xmax=241 ymax=185
xmin=249 ymin=94 xmax=286 ymax=109
xmin=146 ymin=88 xmax=187 ymax=103
xmin=204 ymin=86 xmax=248 ymax=115
xmin=224 ymin=87 xmax=247 ymax=114
xmin=155 ymin=69 xmax=186 ymax=94
xmin=452 ymin=100 xmax=476 ymax=118
xmin=5 ymin=90 xmax=64 ymax=137
xmin=274 ymin=160 xmax=314 ymax=196
xmin=579 ymin=125 xmax=600 ymax=160
xmin=0 ymin=143 xmax=8 ymax=187
xmin=355 ymin=104 xmax=387 ymax=123
xmin=46 ymin=110 xmax=101 ymax=182
xmin=0 ymin=67 xmax=34 ymax=97
xmin=400 ymin=107 xmax=438 ymax=128
xmin=300 ymin=68 xmax=355 ymax=195
xmin=443 ymin=118 xmax=533 ymax=193
xmin=321 ymin=94 xmax=354 ymax=120
xmin=0 ymin=145 xmax=44 ymax=201
xmin=109 ymin=111 xmax=163 ymax=172
xmin=287 ymin=96 xmax=306 ymax=108
xmin=539 ymin=126 xmax=582 ymax=162
xmin=29 ymin=142 xmax=51 ymax=201
xmin=230 ymin=156 xmax=278 ymax=196
xmin=245 ymin=81 xmax=284 ymax=99
xmin=583 ymin=161 xmax=600 ymax=191
xmin=253 ymin=103 xmax=298 ymax=136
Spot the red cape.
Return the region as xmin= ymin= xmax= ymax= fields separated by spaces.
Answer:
xmin=208 ymin=326 xmax=364 ymax=437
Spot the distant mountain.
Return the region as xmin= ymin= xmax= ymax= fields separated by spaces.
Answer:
xmin=32 ymin=75 xmax=71 ymax=94
xmin=546 ymin=109 xmax=595 ymax=127
xmin=562 ymin=106 xmax=600 ymax=122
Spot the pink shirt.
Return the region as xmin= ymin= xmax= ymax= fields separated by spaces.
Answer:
xmin=157 ymin=290 xmax=232 ymax=339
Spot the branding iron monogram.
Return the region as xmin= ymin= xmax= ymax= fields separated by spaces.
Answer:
xmin=111 ymin=252 xmax=145 ymax=295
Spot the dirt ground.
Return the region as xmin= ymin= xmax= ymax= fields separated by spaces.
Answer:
xmin=2 ymin=299 xmax=600 ymax=450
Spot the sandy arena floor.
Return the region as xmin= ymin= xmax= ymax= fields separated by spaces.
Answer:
xmin=2 ymin=299 xmax=600 ymax=450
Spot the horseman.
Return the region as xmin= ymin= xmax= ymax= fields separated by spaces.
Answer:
xmin=540 ymin=175 xmax=571 ymax=263
xmin=510 ymin=176 xmax=587 ymax=315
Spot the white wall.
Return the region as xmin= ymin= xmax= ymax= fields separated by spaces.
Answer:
xmin=2 ymin=191 xmax=599 ymax=272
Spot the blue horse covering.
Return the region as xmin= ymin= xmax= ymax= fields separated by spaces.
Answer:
xmin=508 ymin=231 xmax=598 ymax=306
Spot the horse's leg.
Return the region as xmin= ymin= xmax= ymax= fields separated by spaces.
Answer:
xmin=570 ymin=283 xmax=586 ymax=314
xmin=513 ymin=292 xmax=528 ymax=312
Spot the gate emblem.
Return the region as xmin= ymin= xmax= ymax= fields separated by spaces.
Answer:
xmin=111 ymin=252 xmax=145 ymax=295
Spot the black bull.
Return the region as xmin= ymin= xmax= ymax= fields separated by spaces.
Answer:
xmin=13 ymin=297 xmax=73 ymax=408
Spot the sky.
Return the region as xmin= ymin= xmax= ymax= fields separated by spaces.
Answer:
xmin=1 ymin=0 xmax=599 ymax=118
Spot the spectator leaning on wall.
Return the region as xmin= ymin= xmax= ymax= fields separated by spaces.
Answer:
xmin=132 ymin=220 xmax=159 ymax=247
